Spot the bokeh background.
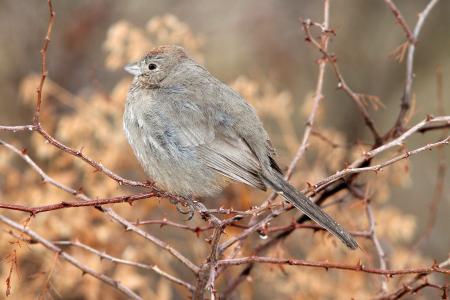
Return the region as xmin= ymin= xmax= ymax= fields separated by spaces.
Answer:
xmin=0 ymin=0 xmax=449 ymax=299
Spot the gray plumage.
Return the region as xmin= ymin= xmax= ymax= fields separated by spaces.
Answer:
xmin=123 ymin=45 xmax=358 ymax=250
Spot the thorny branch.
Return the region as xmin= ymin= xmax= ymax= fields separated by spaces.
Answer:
xmin=365 ymin=201 xmax=388 ymax=294
xmin=383 ymin=0 xmax=416 ymax=44
xmin=0 ymin=215 xmax=143 ymax=300
xmin=217 ymin=256 xmax=449 ymax=276
xmin=301 ymin=17 xmax=382 ymax=144
xmin=52 ymin=240 xmax=195 ymax=292
xmin=390 ymin=0 xmax=441 ymax=136
xmin=0 ymin=0 xmax=448 ymax=299
xmin=414 ymin=66 xmax=448 ymax=249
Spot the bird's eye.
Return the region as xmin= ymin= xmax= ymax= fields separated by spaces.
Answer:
xmin=148 ymin=63 xmax=157 ymax=71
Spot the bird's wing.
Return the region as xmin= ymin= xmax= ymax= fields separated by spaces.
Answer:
xmin=164 ymin=98 xmax=267 ymax=190
xmin=197 ymin=132 xmax=267 ymax=190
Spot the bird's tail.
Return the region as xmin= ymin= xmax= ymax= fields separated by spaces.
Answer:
xmin=262 ymin=171 xmax=359 ymax=250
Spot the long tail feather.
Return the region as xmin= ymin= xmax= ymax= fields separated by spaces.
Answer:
xmin=263 ymin=172 xmax=359 ymax=250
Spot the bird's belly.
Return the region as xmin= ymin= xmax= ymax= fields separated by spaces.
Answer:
xmin=138 ymin=144 xmax=226 ymax=197
xmin=124 ymin=119 xmax=225 ymax=197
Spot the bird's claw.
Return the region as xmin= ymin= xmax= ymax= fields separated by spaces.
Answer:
xmin=171 ymin=199 xmax=195 ymax=220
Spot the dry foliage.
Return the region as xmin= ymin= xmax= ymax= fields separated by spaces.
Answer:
xmin=0 ymin=1 xmax=449 ymax=299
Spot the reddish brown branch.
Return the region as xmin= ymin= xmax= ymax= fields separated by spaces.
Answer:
xmin=0 ymin=139 xmax=200 ymax=274
xmin=33 ymin=0 xmax=55 ymax=125
xmin=52 ymin=240 xmax=195 ymax=292
xmin=246 ymin=0 xmax=331 ymax=229
xmin=301 ymin=18 xmax=382 ymax=143
xmin=374 ymin=257 xmax=450 ymax=300
xmin=218 ymin=256 xmax=450 ymax=276
xmin=0 ymin=215 xmax=142 ymax=300
xmin=0 ymin=193 xmax=155 ymax=216
xmin=383 ymin=0 xmax=416 ymax=44
xmin=36 ymin=127 xmax=151 ymax=188
xmin=134 ymin=218 xmax=370 ymax=237
xmin=286 ymin=0 xmax=330 ymax=179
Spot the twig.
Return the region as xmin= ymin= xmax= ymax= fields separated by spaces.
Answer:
xmin=391 ymin=0 xmax=441 ymax=135
xmin=301 ymin=17 xmax=382 ymax=143
xmin=134 ymin=218 xmax=370 ymax=237
xmin=418 ymin=120 xmax=450 ymax=133
xmin=0 ymin=215 xmax=143 ymax=300
xmin=193 ymin=225 xmax=223 ymax=300
xmin=33 ymin=0 xmax=55 ymax=125
xmin=287 ymin=0 xmax=330 ymax=179
xmin=414 ymin=66 xmax=448 ymax=248
xmin=52 ymin=240 xmax=195 ymax=291
xmin=383 ymin=0 xmax=416 ymax=44
xmin=0 ymin=124 xmax=37 ymax=132
xmin=217 ymin=256 xmax=450 ymax=276
xmin=374 ymin=257 xmax=450 ymax=300
xmin=220 ymin=131 xmax=450 ymax=258
xmin=313 ymin=116 xmax=450 ymax=191
xmin=0 ymin=138 xmax=200 ymax=274
xmin=366 ymin=201 xmax=388 ymax=293
xmin=0 ymin=192 xmax=155 ymax=215
xmin=245 ymin=0 xmax=331 ymax=231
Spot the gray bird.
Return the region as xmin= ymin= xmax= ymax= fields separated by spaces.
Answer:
xmin=123 ymin=45 xmax=358 ymax=250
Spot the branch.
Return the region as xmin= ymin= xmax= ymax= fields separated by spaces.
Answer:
xmin=287 ymin=0 xmax=330 ymax=179
xmin=414 ymin=66 xmax=448 ymax=248
xmin=0 ymin=192 xmax=155 ymax=215
xmin=33 ymin=0 xmax=55 ymax=125
xmin=0 ymin=138 xmax=200 ymax=274
xmin=374 ymin=257 xmax=450 ymax=300
xmin=313 ymin=116 xmax=450 ymax=191
xmin=245 ymin=0 xmax=331 ymax=229
xmin=52 ymin=240 xmax=194 ymax=292
xmin=418 ymin=120 xmax=450 ymax=133
xmin=366 ymin=201 xmax=388 ymax=293
xmin=0 ymin=215 xmax=142 ymax=300
xmin=0 ymin=124 xmax=36 ymax=132
xmin=383 ymin=0 xmax=416 ymax=44
xmin=218 ymin=256 xmax=450 ymax=276
xmin=193 ymin=226 xmax=223 ymax=300
xmin=301 ymin=18 xmax=382 ymax=143
xmin=391 ymin=0 xmax=441 ymax=135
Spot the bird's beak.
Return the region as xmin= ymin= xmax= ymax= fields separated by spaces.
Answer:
xmin=124 ymin=62 xmax=141 ymax=76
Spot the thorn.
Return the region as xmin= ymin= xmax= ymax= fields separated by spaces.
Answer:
xmin=425 ymin=114 xmax=434 ymax=121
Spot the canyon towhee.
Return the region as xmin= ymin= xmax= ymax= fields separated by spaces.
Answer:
xmin=123 ymin=45 xmax=358 ymax=249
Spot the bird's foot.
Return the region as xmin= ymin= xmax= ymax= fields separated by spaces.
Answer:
xmin=170 ymin=197 xmax=195 ymax=220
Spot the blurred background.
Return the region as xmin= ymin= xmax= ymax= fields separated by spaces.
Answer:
xmin=0 ymin=0 xmax=449 ymax=299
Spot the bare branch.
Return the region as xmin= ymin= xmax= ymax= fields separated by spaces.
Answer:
xmin=33 ymin=0 xmax=55 ymax=125
xmin=287 ymin=0 xmax=330 ymax=179
xmin=314 ymin=135 xmax=450 ymax=191
xmin=0 ymin=124 xmax=36 ymax=132
xmin=366 ymin=201 xmax=388 ymax=293
xmin=374 ymin=257 xmax=450 ymax=300
xmin=313 ymin=116 xmax=450 ymax=191
xmin=0 ymin=138 xmax=200 ymax=274
xmin=383 ymin=0 xmax=416 ymax=44
xmin=218 ymin=256 xmax=450 ymax=276
xmin=53 ymin=240 xmax=195 ymax=292
xmin=301 ymin=17 xmax=382 ymax=143
xmin=0 ymin=215 xmax=142 ymax=300
xmin=0 ymin=192 xmax=155 ymax=215
xmin=391 ymin=0 xmax=441 ymax=135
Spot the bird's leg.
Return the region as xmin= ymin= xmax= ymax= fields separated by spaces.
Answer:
xmin=170 ymin=197 xmax=195 ymax=220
